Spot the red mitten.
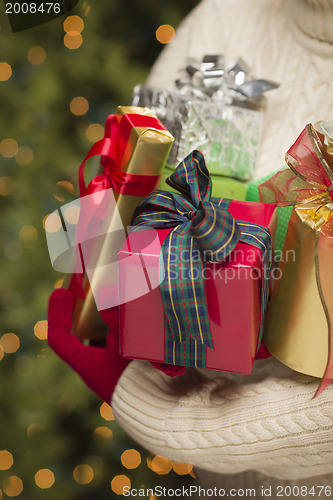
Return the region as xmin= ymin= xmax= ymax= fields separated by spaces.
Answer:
xmin=48 ymin=289 xmax=185 ymax=403
xmin=48 ymin=289 xmax=129 ymax=403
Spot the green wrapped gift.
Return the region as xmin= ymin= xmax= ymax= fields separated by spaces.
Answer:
xmin=157 ymin=165 xmax=178 ymax=194
xmin=211 ymin=174 xmax=247 ymax=200
xmin=158 ymin=165 xmax=247 ymax=201
xmin=246 ymin=173 xmax=292 ymax=254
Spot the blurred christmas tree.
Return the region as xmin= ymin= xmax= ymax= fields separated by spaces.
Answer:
xmin=0 ymin=1 xmax=201 ymax=498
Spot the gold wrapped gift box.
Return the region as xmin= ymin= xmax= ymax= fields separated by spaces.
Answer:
xmin=264 ymin=203 xmax=330 ymax=378
xmin=68 ymin=106 xmax=174 ymax=340
xmin=261 ymin=123 xmax=333 ymax=385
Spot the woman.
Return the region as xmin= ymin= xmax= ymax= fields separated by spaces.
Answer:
xmin=48 ymin=0 xmax=333 ymax=496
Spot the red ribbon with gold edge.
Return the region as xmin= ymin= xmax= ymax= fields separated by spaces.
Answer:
xmin=71 ymin=112 xmax=168 ymax=300
xmin=79 ymin=112 xmax=166 ymax=198
xmin=259 ymin=124 xmax=333 ymax=396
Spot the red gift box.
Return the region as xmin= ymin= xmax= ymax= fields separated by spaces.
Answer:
xmin=119 ymin=199 xmax=277 ymax=374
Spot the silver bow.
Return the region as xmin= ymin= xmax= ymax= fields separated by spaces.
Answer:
xmin=175 ymin=55 xmax=278 ymax=106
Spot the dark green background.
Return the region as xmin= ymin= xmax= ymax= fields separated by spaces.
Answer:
xmin=0 ymin=1 xmax=201 ymax=498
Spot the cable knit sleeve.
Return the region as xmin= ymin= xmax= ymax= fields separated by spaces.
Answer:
xmin=146 ymin=0 xmax=227 ymax=89
xmin=112 ymin=358 xmax=333 ymax=480
xmin=111 ymin=0 xmax=333 ymax=485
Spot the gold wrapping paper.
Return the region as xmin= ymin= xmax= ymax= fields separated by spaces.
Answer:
xmin=259 ymin=123 xmax=333 ymax=392
xmin=264 ymin=198 xmax=332 ymax=378
xmin=71 ymin=106 xmax=174 ymax=340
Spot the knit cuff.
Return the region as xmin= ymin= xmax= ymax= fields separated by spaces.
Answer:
xmin=112 ymin=358 xmax=333 ymax=480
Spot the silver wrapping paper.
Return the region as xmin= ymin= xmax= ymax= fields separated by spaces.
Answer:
xmin=132 ymin=55 xmax=278 ymax=180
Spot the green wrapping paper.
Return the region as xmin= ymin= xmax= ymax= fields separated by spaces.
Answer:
xmin=211 ymin=174 xmax=247 ymax=200
xmin=157 ymin=165 xmax=178 ymax=194
xmin=246 ymin=173 xmax=292 ymax=254
xmin=158 ymin=165 xmax=247 ymax=200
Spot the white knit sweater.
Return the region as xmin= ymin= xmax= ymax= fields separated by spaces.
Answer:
xmin=112 ymin=0 xmax=333 ymax=494
xmin=146 ymin=0 xmax=333 ymax=179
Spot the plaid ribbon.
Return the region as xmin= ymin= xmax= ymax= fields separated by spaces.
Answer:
xmin=132 ymin=150 xmax=272 ymax=368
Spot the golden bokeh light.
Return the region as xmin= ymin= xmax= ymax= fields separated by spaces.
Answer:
xmin=15 ymin=146 xmax=34 ymax=166
xmin=19 ymin=225 xmax=38 ymax=245
xmin=64 ymin=33 xmax=83 ymax=50
xmin=70 ymin=96 xmax=89 ymax=116
xmin=0 ymin=346 xmax=4 ymax=362
xmin=0 ymin=138 xmax=18 ymax=158
xmin=35 ymin=469 xmax=55 ymax=489
xmin=111 ymin=475 xmax=131 ymax=495
xmin=155 ymin=24 xmax=175 ymax=44
xmin=37 ymin=347 xmax=48 ymax=359
xmin=0 ymin=451 xmax=13 ymax=471
xmin=0 ymin=63 xmax=12 ymax=81
xmin=63 ymin=205 xmax=80 ymax=225
xmin=34 ymin=321 xmax=48 ymax=340
xmin=2 ymin=476 xmax=23 ymax=497
xmin=0 ymin=177 xmax=14 ymax=196
xmin=99 ymin=402 xmax=114 ymax=421
xmin=15 ymin=356 xmax=33 ymax=376
xmin=172 ymin=461 xmax=193 ymax=475
xmin=0 ymin=334 xmax=20 ymax=354
xmin=56 ymin=180 xmax=74 ymax=192
xmin=86 ymin=123 xmax=104 ymax=142
xmin=27 ymin=423 xmax=45 ymax=439
xmin=42 ymin=214 xmax=49 ymax=230
xmin=63 ymin=15 xmax=84 ymax=33
xmin=93 ymin=426 xmax=113 ymax=440
xmin=147 ymin=455 xmax=172 ymax=475
xmin=3 ymin=242 xmax=23 ymax=261
xmin=121 ymin=449 xmax=141 ymax=470
xmin=53 ymin=180 xmax=74 ymax=201
xmin=73 ymin=464 xmax=94 ymax=485
xmin=27 ymin=46 xmax=46 ymax=65
xmin=54 ymin=279 xmax=64 ymax=289
xmin=44 ymin=213 xmax=62 ymax=233
xmin=189 ymin=468 xmax=196 ymax=479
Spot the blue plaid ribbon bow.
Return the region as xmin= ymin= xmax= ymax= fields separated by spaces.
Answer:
xmin=131 ymin=150 xmax=272 ymax=368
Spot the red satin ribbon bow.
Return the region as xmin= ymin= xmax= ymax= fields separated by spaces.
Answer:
xmin=79 ymin=112 xmax=165 ymax=198
xmin=71 ymin=112 xmax=167 ymax=300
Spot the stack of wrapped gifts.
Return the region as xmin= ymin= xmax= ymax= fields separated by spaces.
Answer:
xmin=47 ymin=71 xmax=333 ymax=393
xmin=132 ymin=55 xmax=296 ymax=255
xmin=132 ymin=54 xmax=278 ymax=197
